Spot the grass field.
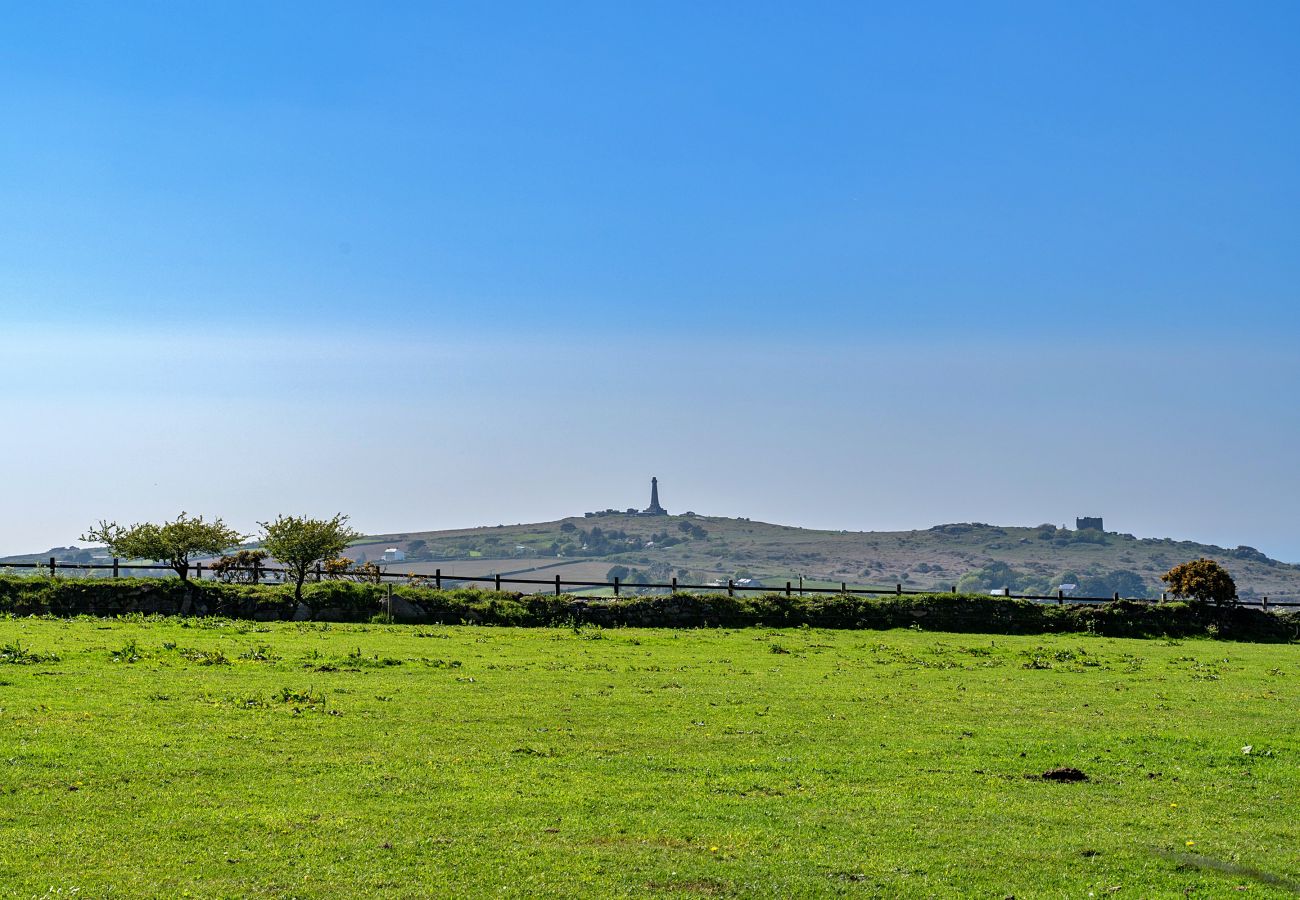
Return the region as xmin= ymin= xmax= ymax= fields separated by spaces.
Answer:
xmin=1 ymin=617 xmax=1297 ymax=898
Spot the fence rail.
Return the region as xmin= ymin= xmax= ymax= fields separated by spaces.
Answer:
xmin=4 ymin=558 xmax=1299 ymax=609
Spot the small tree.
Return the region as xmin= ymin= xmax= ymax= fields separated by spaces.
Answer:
xmin=259 ymin=514 xmax=361 ymax=606
xmin=1162 ymin=558 xmax=1237 ymax=607
xmin=82 ymin=512 xmax=244 ymax=582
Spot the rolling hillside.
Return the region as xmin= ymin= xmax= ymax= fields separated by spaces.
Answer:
xmin=354 ymin=515 xmax=1300 ymax=600
xmin=10 ymin=514 xmax=1300 ymax=600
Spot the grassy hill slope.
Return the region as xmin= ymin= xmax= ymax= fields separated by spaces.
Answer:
xmin=10 ymin=515 xmax=1298 ymax=599
xmin=357 ymin=515 xmax=1300 ymax=600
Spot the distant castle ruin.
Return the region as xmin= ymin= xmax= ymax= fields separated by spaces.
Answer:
xmin=1076 ymin=516 xmax=1104 ymax=532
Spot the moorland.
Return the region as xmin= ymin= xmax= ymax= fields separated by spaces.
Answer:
xmin=347 ymin=516 xmax=1300 ymax=600
xmin=12 ymin=516 xmax=1300 ymax=601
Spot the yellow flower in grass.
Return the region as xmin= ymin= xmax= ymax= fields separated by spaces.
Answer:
xmin=1186 ymin=840 xmax=1195 ymax=847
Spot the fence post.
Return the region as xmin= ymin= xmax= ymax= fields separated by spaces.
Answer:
xmin=671 ymin=576 xmax=677 ymax=594
xmin=555 ymin=575 xmax=561 ymax=597
xmin=951 ymin=585 xmax=957 ymax=594
xmin=1113 ymin=591 xmax=1119 ymax=601
xmin=841 ymin=582 xmax=846 ymax=595
xmin=49 ymin=556 xmax=56 ymax=576
xmin=196 ymin=562 xmax=203 ymax=581
xmin=896 ymin=583 xmax=902 ymax=596
xmin=1160 ymin=592 xmax=1166 ymax=602
xmin=113 ymin=557 xmax=120 ymax=579
xmin=435 ymin=568 xmax=442 ymax=590
xmin=728 ymin=578 xmax=734 ymax=597
xmin=1057 ymin=589 xmax=1063 ymax=605
xmin=251 ymin=559 xmax=260 ymax=585
xmin=1262 ymin=595 xmax=1269 ymax=610
xmin=614 ymin=576 xmax=620 ymax=597
xmin=315 ymin=562 xmax=322 ymax=582
xmin=1003 ymin=586 xmax=1010 ymax=598
xmin=786 ymin=581 xmax=792 ymax=597
xmin=495 ymin=573 xmax=501 ymax=592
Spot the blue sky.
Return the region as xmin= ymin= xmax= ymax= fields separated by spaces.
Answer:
xmin=2 ymin=2 xmax=1298 ymax=560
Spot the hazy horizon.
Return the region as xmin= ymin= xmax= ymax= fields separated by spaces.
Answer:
xmin=4 ymin=329 xmax=1297 ymax=563
xmin=3 ymin=3 xmax=1297 ymax=561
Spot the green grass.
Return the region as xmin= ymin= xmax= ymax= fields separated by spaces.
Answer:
xmin=1 ymin=617 xmax=1297 ymax=897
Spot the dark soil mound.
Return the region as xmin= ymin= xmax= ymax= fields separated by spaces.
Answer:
xmin=1041 ymin=767 xmax=1088 ymax=782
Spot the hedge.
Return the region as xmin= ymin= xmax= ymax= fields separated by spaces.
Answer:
xmin=0 ymin=576 xmax=1294 ymax=642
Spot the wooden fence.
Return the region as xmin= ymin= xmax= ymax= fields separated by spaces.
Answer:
xmin=3 ymin=558 xmax=1297 ymax=609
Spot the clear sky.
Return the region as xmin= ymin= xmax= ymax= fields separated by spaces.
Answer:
xmin=2 ymin=2 xmax=1298 ymax=560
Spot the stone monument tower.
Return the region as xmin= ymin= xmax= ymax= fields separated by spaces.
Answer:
xmin=643 ymin=476 xmax=668 ymax=516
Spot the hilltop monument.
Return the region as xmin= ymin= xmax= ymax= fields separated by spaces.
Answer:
xmin=643 ymin=476 xmax=668 ymax=516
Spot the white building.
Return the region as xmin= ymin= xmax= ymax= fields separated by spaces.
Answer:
xmin=382 ymin=547 xmax=406 ymax=563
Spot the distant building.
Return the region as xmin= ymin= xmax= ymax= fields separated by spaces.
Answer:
xmin=1076 ymin=517 xmax=1104 ymax=532
xmin=382 ymin=547 xmax=406 ymax=562
xmin=641 ymin=476 xmax=668 ymax=516
xmin=585 ymin=478 xmax=671 ymax=518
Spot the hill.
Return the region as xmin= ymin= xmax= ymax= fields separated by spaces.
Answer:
xmin=9 ymin=514 xmax=1299 ymax=600
xmin=349 ymin=515 xmax=1300 ymax=600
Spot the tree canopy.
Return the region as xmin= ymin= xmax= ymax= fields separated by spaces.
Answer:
xmin=82 ymin=512 xmax=244 ymax=581
xmin=259 ymin=513 xmax=361 ymax=605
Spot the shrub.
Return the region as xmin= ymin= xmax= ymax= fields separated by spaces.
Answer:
xmin=1162 ymin=558 xmax=1238 ymax=607
xmin=211 ymin=549 xmax=269 ymax=584
xmin=323 ymin=557 xmax=382 ymax=584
